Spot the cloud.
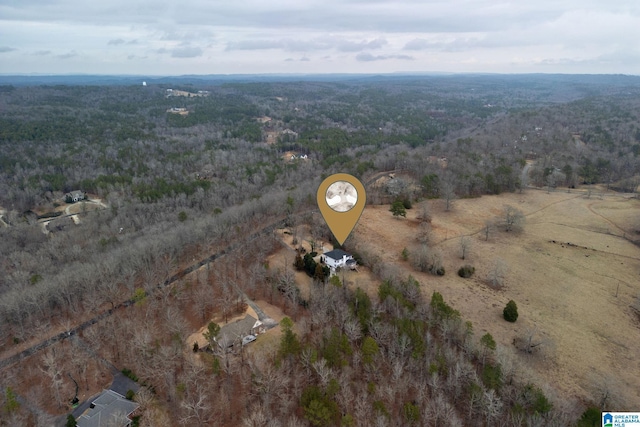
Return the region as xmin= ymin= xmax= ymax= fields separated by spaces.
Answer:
xmin=356 ymin=52 xmax=413 ymax=62
xmin=226 ymin=39 xmax=322 ymax=52
xmin=160 ymin=29 xmax=215 ymax=42
xmin=170 ymin=46 xmax=203 ymax=58
xmin=336 ymin=38 xmax=387 ymax=52
xmin=404 ymin=39 xmax=437 ymax=51
xmin=226 ymin=36 xmax=388 ymax=53
xmin=56 ymin=51 xmax=78 ymax=59
xmin=0 ymin=0 xmax=559 ymax=33
xmin=0 ymin=1 xmax=639 ymax=74
xmin=403 ymin=36 xmax=503 ymax=52
xmin=300 ymin=56 xmax=310 ymax=62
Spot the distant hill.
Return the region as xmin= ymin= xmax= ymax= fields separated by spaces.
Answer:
xmin=1 ymin=72 xmax=640 ymax=88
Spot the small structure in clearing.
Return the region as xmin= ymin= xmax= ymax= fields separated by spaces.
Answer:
xmin=65 ymin=190 xmax=86 ymax=203
xmin=167 ymin=107 xmax=188 ymax=116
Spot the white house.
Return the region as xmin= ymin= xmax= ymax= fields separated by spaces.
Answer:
xmin=322 ymin=249 xmax=356 ymax=270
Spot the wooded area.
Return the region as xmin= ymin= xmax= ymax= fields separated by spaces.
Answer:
xmin=1 ymin=75 xmax=639 ymax=426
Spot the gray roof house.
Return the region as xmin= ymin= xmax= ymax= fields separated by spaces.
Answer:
xmin=216 ymin=314 xmax=258 ymax=348
xmin=76 ymin=389 xmax=138 ymax=427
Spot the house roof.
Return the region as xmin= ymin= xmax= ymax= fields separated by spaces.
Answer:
xmin=217 ymin=314 xmax=257 ymax=346
xmin=324 ymin=249 xmax=351 ymax=261
xmin=76 ymin=390 xmax=138 ymax=427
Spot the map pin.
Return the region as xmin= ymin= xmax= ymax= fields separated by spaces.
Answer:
xmin=317 ymin=173 xmax=366 ymax=245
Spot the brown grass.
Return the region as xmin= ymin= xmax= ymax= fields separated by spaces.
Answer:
xmin=355 ymin=189 xmax=640 ymax=406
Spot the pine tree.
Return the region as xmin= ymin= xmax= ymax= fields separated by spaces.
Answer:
xmin=503 ymin=300 xmax=518 ymax=322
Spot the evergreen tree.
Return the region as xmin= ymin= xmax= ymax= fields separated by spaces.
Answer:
xmin=503 ymin=300 xmax=519 ymax=322
xmin=390 ymin=200 xmax=407 ymax=218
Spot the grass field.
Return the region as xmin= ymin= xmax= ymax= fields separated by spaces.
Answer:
xmin=352 ymin=189 xmax=640 ymax=408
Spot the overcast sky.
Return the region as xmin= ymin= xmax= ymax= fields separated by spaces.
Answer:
xmin=1 ymin=0 xmax=638 ymax=75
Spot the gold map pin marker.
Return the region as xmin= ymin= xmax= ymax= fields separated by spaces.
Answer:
xmin=317 ymin=173 xmax=366 ymax=245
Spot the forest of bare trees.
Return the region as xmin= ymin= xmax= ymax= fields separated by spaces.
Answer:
xmin=1 ymin=75 xmax=639 ymax=425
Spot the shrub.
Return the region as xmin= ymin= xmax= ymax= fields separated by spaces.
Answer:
xmin=503 ymin=300 xmax=518 ymax=322
xmin=390 ymin=200 xmax=406 ymax=218
xmin=481 ymin=363 xmax=502 ymax=390
xmin=430 ymin=292 xmax=460 ymax=320
xmin=125 ymin=389 xmax=135 ymax=400
xmin=577 ymin=407 xmax=601 ymax=427
xmin=458 ymin=265 xmax=475 ymax=278
xmin=403 ymin=402 xmax=420 ymax=423
xmin=432 ymin=266 xmax=445 ymax=276
xmin=522 ymin=384 xmax=552 ymax=415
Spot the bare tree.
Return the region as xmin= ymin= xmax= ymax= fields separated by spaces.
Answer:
xmin=41 ymin=350 xmax=64 ymax=408
xmin=483 ymin=219 xmax=495 ymax=241
xmin=179 ymin=386 xmax=211 ymax=425
xmin=487 ymin=258 xmax=508 ymax=289
xmin=428 ymin=249 xmax=445 ymax=276
xmin=409 ymin=244 xmax=430 ymax=273
xmin=514 ymin=326 xmax=550 ymax=355
xmin=482 ymin=389 xmax=503 ymax=425
xmin=312 ymin=358 xmax=332 ymax=388
xmin=416 ymin=201 xmax=431 ymax=223
xmin=193 ymin=283 xmax=214 ymax=323
xmin=502 ymin=205 xmax=525 ymax=232
xmin=440 ymin=179 xmax=456 ymax=212
xmin=459 ymin=236 xmax=472 ymax=260
xmin=416 ymin=222 xmax=433 ymax=245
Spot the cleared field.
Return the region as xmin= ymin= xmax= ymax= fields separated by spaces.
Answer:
xmin=354 ymin=190 xmax=640 ymax=407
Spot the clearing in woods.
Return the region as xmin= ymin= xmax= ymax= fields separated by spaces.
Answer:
xmin=353 ymin=189 xmax=640 ymax=407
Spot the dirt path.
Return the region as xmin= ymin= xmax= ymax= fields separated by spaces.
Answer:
xmin=585 ymin=200 xmax=631 ymax=237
